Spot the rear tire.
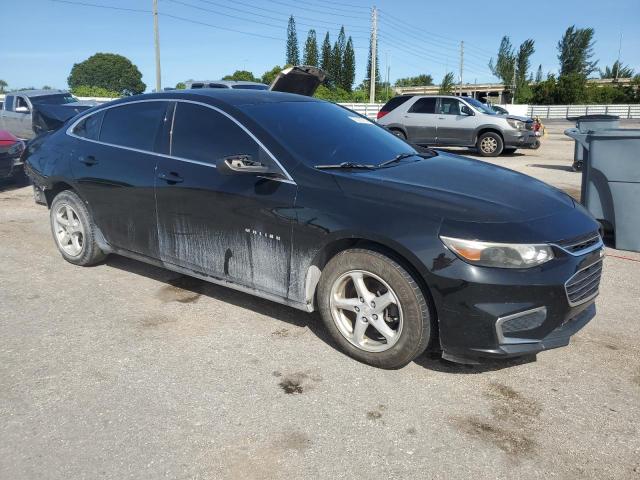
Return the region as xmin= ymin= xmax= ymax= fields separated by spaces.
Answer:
xmin=317 ymin=249 xmax=431 ymax=369
xmin=476 ymin=132 xmax=503 ymax=157
xmin=50 ymin=190 xmax=107 ymax=266
xmin=390 ymin=129 xmax=406 ymax=140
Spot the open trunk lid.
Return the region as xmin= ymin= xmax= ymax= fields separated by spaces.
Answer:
xmin=269 ymin=65 xmax=326 ymax=97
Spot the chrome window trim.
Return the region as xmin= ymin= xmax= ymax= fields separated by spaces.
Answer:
xmin=495 ymin=306 xmax=546 ymax=345
xmin=65 ymin=97 xmax=296 ymax=185
xmin=564 ymin=259 xmax=603 ymax=307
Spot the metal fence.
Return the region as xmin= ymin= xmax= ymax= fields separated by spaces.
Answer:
xmin=527 ymin=104 xmax=640 ymax=119
xmin=338 ymin=103 xmax=383 ymax=120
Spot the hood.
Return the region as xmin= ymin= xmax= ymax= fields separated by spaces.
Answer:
xmin=269 ymin=65 xmax=326 ymax=97
xmin=31 ymin=103 xmax=94 ymax=135
xmin=331 ymin=152 xmax=593 ymax=241
xmin=506 ymin=114 xmax=533 ymax=123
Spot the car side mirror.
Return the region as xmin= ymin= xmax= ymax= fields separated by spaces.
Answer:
xmin=460 ymin=105 xmax=474 ymax=116
xmin=15 ymin=106 xmax=30 ymax=114
xmin=217 ymin=154 xmax=273 ymax=175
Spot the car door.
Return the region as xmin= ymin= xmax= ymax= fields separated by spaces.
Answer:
xmin=2 ymin=95 xmax=33 ymax=139
xmin=435 ymin=98 xmax=477 ymax=146
xmin=401 ymin=97 xmax=438 ymax=144
xmin=154 ymin=101 xmax=297 ymax=298
xmin=69 ymin=100 xmax=169 ymax=257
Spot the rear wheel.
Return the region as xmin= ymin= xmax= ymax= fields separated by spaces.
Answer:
xmin=50 ymin=190 xmax=106 ymax=266
xmin=317 ymin=249 xmax=431 ymax=369
xmin=390 ymin=129 xmax=406 ymax=140
xmin=477 ymin=132 xmax=503 ymax=157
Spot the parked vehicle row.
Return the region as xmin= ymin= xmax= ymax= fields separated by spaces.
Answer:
xmin=377 ymin=94 xmax=540 ymax=156
xmin=25 ymin=84 xmax=602 ymax=369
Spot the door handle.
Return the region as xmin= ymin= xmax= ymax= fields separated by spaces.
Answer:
xmin=78 ymin=155 xmax=98 ymax=166
xmin=158 ymin=172 xmax=184 ymax=184
xmin=438 ymin=117 xmax=446 ymax=120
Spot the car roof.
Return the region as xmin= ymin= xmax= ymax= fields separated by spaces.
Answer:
xmin=8 ymin=89 xmax=70 ymax=97
xmin=109 ymin=89 xmax=321 ymax=108
xmin=186 ymin=80 xmax=267 ymax=87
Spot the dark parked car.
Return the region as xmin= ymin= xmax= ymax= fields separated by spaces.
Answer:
xmin=25 ymin=90 xmax=603 ymax=369
xmin=0 ymin=130 xmax=26 ymax=180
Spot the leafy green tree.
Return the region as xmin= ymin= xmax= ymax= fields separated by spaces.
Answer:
xmin=261 ymin=65 xmax=286 ymax=85
xmin=395 ymin=74 xmax=433 ymax=87
xmin=531 ymin=74 xmax=557 ymax=104
xmin=342 ymin=37 xmax=356 ymax=91
xmin=222 ymin=70 xmax=259 ymax=82
xmin=514 ymin=39 xmax=535 ymax=103
xmin=0 ymin=79 xmax=7 ymax=93
xmin=558 ymin=26 xmax=598 ymax=77
xmin=600 ymin=60 xmax=634 ymax=79
xmin=303 ymin=30 xmax=319 ymax=66
xmin=70 ymin=85 xmax=121 ymax=98
xmin=535 ymin=64 xmax=543 ymax=83
xmin=439 ymin=72 xmax=456 ymax=94
xmin=320 ymin=32 xmax=332 ymax=82
xmin=286 ymin=16 xmax=300 ymax=65
xmin=68 ymin=53 xmax=145 ymax=96
xmin=556 ymin=73 xmax=588 ymax=103
xmin=175 ymin=82 xmax=186 ymax=89
xmin=42 ymin=85 xmax=53 ymax=90
xmin=489 ymin=36 xmax=515 ymax=86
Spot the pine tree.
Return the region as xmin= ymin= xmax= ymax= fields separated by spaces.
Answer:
xmin=320 ymin=32 xmax=332 ymax=83
xmin=286 ymin=16 xmax=300 ymax=65
xmin=535 ymin=64 xmax=543 ymax=83
xmin=330 ymin=27 xmax=347 ymax=88
xmin=558 ymin=25 xmax=598 ymax=77
xmin=342 ymin=36 xmax=356 ymax=91
xmin=303 ymin=29 xmax=319 ymax=66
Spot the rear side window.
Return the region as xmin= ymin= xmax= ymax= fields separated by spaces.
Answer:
xmin=4 ymin=96 xmax=14 ymax=111
xmin=408 ymin=97 xmax=437 ymax=114
xmin=380 ymin=95 xmax=412 ymax=113
xmin=73 ymin=111 xmax=104 ymax=140
xmin=99 ymin=102 xmax=167 ymax=151
xmin=171 ymin=102 xmax=260 ymax=164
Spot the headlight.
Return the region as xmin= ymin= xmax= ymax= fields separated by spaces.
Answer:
xmin=506 ymin=118 xmax=525 ymax=130
xmin=440 ymin=236 xmax=554 ymax=268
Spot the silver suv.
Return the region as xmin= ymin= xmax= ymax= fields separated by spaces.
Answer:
xmin=377 ymin=95 xmax=538 ymax=156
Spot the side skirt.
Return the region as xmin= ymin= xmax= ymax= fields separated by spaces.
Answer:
xmin=108 ymin=246 xmax=314 ymax=313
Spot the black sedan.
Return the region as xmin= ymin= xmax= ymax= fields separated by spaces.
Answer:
xmin=25 ymin=90 xmax=604 ymax=369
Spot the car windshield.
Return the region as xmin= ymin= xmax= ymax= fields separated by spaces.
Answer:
xmin=242 ymin=101 xmax=417 ymax=167
xmin=464 ymin=98 xmax=496 ymax=115
xmin=30 ymin=94 xmax=78 ymax=105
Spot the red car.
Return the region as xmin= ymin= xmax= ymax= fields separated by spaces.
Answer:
xmin=0 ymin=130 xmax=25 ymax=180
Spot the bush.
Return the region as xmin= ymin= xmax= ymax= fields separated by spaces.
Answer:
xmin=70 ymin=85 xmax=120 ymax=98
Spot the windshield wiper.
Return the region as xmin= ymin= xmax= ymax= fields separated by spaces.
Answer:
xmin=314 ymin=162 xmax=377 ymax=170
xmin=377 ymin=151 xmax=436 ymax=168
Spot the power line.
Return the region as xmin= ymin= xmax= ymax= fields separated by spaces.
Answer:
xmin=50 ymin=0 xmax=148 ymax=13
xmin=295 ymin=0 xmax=369 ymax=10
xmin=161 ymin=12 xmax=284 ymax=40
xmin=289 ymin=0 xmax=369 ymax=15
xmin=267 ymin=0 xmax=363 ymax=19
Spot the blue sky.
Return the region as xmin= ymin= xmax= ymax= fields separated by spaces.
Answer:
xmin=2 ymin=0 xmax=639 ymax=92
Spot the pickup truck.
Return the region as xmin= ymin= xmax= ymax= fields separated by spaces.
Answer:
xmin=0 ymin=90 xmax=96 ymax=139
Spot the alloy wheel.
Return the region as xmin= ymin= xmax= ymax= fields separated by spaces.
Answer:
xmin=480 ymin=136 xmax=498 ymax=154
xmin=329 ymin=270 xmax=403 ymax=352
xmin=53 ymin=204 xmax=85 ymax=257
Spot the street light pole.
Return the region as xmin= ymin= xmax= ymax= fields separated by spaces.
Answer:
xmin=153 ymin=0 xmax=162 ymax=92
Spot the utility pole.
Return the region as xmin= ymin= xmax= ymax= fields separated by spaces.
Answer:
xmin=458 ymin=40 xmax=464 ymax=97
xmin=369 ymin=6 xmax=378 ymax=103
xmin=615 ymin=32 xmax=623 ymax=82
xmin=385 ymin=51 xmax=390 ymax=101
xmin=153 ymin=0 xmax=162 ymax=92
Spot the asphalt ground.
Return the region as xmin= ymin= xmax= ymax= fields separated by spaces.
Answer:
xmin=1 ymin=121 xmax=639 ymax=479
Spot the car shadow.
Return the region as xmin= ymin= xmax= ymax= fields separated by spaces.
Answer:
xmin=0 ymin=176 xmax=29 ymax=193
xmin=103 ymin=254 xmax=332 ymax=342
xmin=528 ymin=163 xmax=575 ymax=172
xmin=104 ymin=254 xmax=538 ymax=373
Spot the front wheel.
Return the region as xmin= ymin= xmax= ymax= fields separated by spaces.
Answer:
xmin=317 ymin=249 xmax=431 ymax=369
xmin=476 ymin=132 xmax=503 ymax=157
xmin=50 ymin=190 xmax=107 ymax=266
xmin=390 ymin=129 xmax=406 ymax=140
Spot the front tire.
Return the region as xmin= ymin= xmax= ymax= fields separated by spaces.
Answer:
xmin=390 ymin=129 xmax=406 ymax=140
xmin=50 ymin=190 xmax=106 ymax=266
xmin=477 ymin=132 xmax=503 ymax=157
xmin=317 ymin=249 xmax=431 ymax=369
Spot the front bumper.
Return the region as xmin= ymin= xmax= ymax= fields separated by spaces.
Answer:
xmin=429 ymin=237 xmax=603 ymax=363
xmin=503 ymin=130 xmax=539 ymax=148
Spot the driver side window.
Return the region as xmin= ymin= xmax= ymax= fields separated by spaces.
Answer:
xmin=15 ymin=96 xmax=30 ymax=113
xmin=438 ymin=98 xmax=461 ymax=116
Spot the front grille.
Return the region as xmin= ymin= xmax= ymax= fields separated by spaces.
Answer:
xmin=555 ymin=231 xmax=601 ymax=255
xmin=565 ymin=260 xmax=603 ymax=306
xmin=501 ymin=308 xmax=546 ymax=334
